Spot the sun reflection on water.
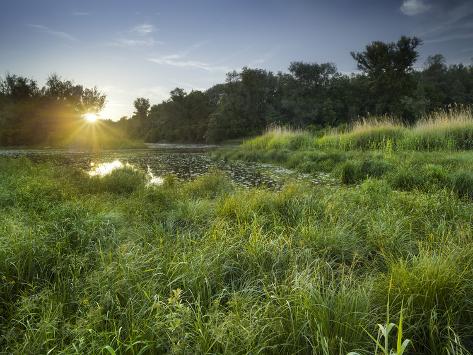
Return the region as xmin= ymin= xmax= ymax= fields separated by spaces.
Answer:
xmin=88 ymin=160 xmax=164 ymax=186
xmin=147 ymin=166 xmax=164 ymax=185
xmin=88 ymin=160 xmax=125 ymax=176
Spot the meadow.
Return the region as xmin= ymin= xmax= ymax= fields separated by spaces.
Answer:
xmin=1 ymin=110 xmax=473 ymax=353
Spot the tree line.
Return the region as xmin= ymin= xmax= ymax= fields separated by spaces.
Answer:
xmin=1 ymin=36 xmax=473 ymax=146
xmin=122 ymin=36 xmax=473 ymax=143
xmin=0 ymin=74 xmax=106 ymax=146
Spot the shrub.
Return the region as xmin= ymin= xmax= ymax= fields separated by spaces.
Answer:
xmin=340 ymin=161 xmax=360 ymax=184
xmin=183 ymin=171 xmax=234 ymax=199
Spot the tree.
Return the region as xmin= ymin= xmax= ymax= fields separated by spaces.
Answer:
xmin=280 ymin=62 xmax=342 ymax=127
xmin=351 ymin=36 xmax=422 ymax=120
xmin=351 ymin=36 xmax=421 ymax=77
xmin=0 ymin=74 xmax=39 ymax=99
xmin=43 ymin=74 xmax=106 ymax=113
xmin=133 ymin=98 xmax=150 ymax=121
xmin=147 ymin=89 xmax=211 ymax=142
xmin=206 ymin=68 xmax=277 ymax=142
xmin=0 ymin=74 xmax=107 ymax=146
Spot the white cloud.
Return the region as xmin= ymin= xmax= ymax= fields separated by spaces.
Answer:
xmin=109 ymin=38 xmax=163 ymax=47
xmin=130 ymin=24 xmax=156 ymax=35
xmin=147 ymin=41 xmax=227 ymax=72
xmin=73 ymin=11 xmax=89 ymax=16
xmin=416 ymin=1 xmax=473 ymax=44
xmin=400 ymin=0 xmax=431 ymax=16
xmin=27 ymin=24 xmax=77 ymax=41
xmin=148 ymin=54 xmax=229 ymax=72
xmin=108 ymin=24 xmax=161 ymax=47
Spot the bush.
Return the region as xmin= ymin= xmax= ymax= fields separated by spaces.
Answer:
xmin=243 ymin=126 xmax=312 ymax=151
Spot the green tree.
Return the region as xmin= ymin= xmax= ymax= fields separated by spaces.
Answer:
xmin=0 ymin=74 xmax=106 ymax=146
xmin=147 ymin=89 xmax=211 ymax=142
xmin=133 ymin=98 xmax=150 ymax=121
xmin=351 ymin=36 xmax=422 ymax=120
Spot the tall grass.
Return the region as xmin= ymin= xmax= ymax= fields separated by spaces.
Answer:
xmin=402 ymin=107 xmax=473 ymax=150
xmin=242 ymin=126 xmax=313 ymax=151
xmin=235 ymin=107 xmax=473 ymax=153
xmin=1 ymin=158 xmax=473 ymax=352
xmin=317 ymin=117 xmax=407 ymax=150
xmin=217 ymin=107 xmax=473 ymax=194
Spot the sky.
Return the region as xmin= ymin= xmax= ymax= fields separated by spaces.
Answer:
xmin=1 ymin=0 xmax=473 ymax=120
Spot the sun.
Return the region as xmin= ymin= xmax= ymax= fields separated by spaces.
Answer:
xmin=83 ymin=112 xmax=98 ymax=123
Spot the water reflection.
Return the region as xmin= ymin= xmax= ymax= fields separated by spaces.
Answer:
xmin=89 ymin=160 xmax=126 ymax=176
xmin=147 ymin=166 xmax=164 ymax=186
xmin=88 ymin=159 xmax=165 ymax=186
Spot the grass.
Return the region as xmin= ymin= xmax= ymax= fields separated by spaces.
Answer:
xmin=241 ymin=126 xmax=314 ymax=153
xmin=236 ymin=107 xmax=473 ymax=153
xmin=3 ymin=109 xmax=473 ymax=353
xmin=402 ymin=109 xmax=473 ymax=151
xmin=216 ymin=107 xmax=473 ymax=196
xmin=317 ymin=117 xmax=407 ymax=150
xmin=1 ymin=155 xmax=473 ymax=353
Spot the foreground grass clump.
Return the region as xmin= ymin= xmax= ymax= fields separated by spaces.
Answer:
xmin=1 ymin=158 xmax=473 ymax=353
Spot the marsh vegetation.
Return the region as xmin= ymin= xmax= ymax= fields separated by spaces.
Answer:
xmin=1 ymin=110 xmax=473 ymax=353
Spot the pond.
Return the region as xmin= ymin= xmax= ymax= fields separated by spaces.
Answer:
xmin=0 ymin=144 xmax=335 ymax=188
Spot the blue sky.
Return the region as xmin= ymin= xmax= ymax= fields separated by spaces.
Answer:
xmin=1 ymin=0 xmax=472 ymax=119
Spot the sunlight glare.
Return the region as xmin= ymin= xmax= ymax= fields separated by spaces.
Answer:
xmin=89 ymin=160 xmax=124 ymax=176
xmin=83 ymin=112 xmax=98 ymax=123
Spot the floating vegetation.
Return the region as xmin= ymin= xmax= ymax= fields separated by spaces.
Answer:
xmin=0 ymin=146 xmax=334 ymax=189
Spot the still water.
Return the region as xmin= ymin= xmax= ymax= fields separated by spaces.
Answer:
xmin=0 ymin=144 xmax=334 ymax=188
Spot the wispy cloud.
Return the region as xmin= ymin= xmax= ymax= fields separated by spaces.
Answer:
xmin=148 ymin=41 xmax=228 ymax=72
xmin=108 ymin=23 xmax=161 ymax=47
xmin=130 ymin=24 xmax=156 ymax=35
xmin=109 ymin=38 xmax=163 ymax=47
xmin=27 ymin=24 xmax=77 ymax=41
xmin=400 ymin=0 xmax=431 ymax=16
xmin=148 ymin=54 xmax=229 ymax=72
xmin=73 ymin=11 xmax=89 ymax=16
xmin=416 ymin=1 xmax=473 ymax=44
